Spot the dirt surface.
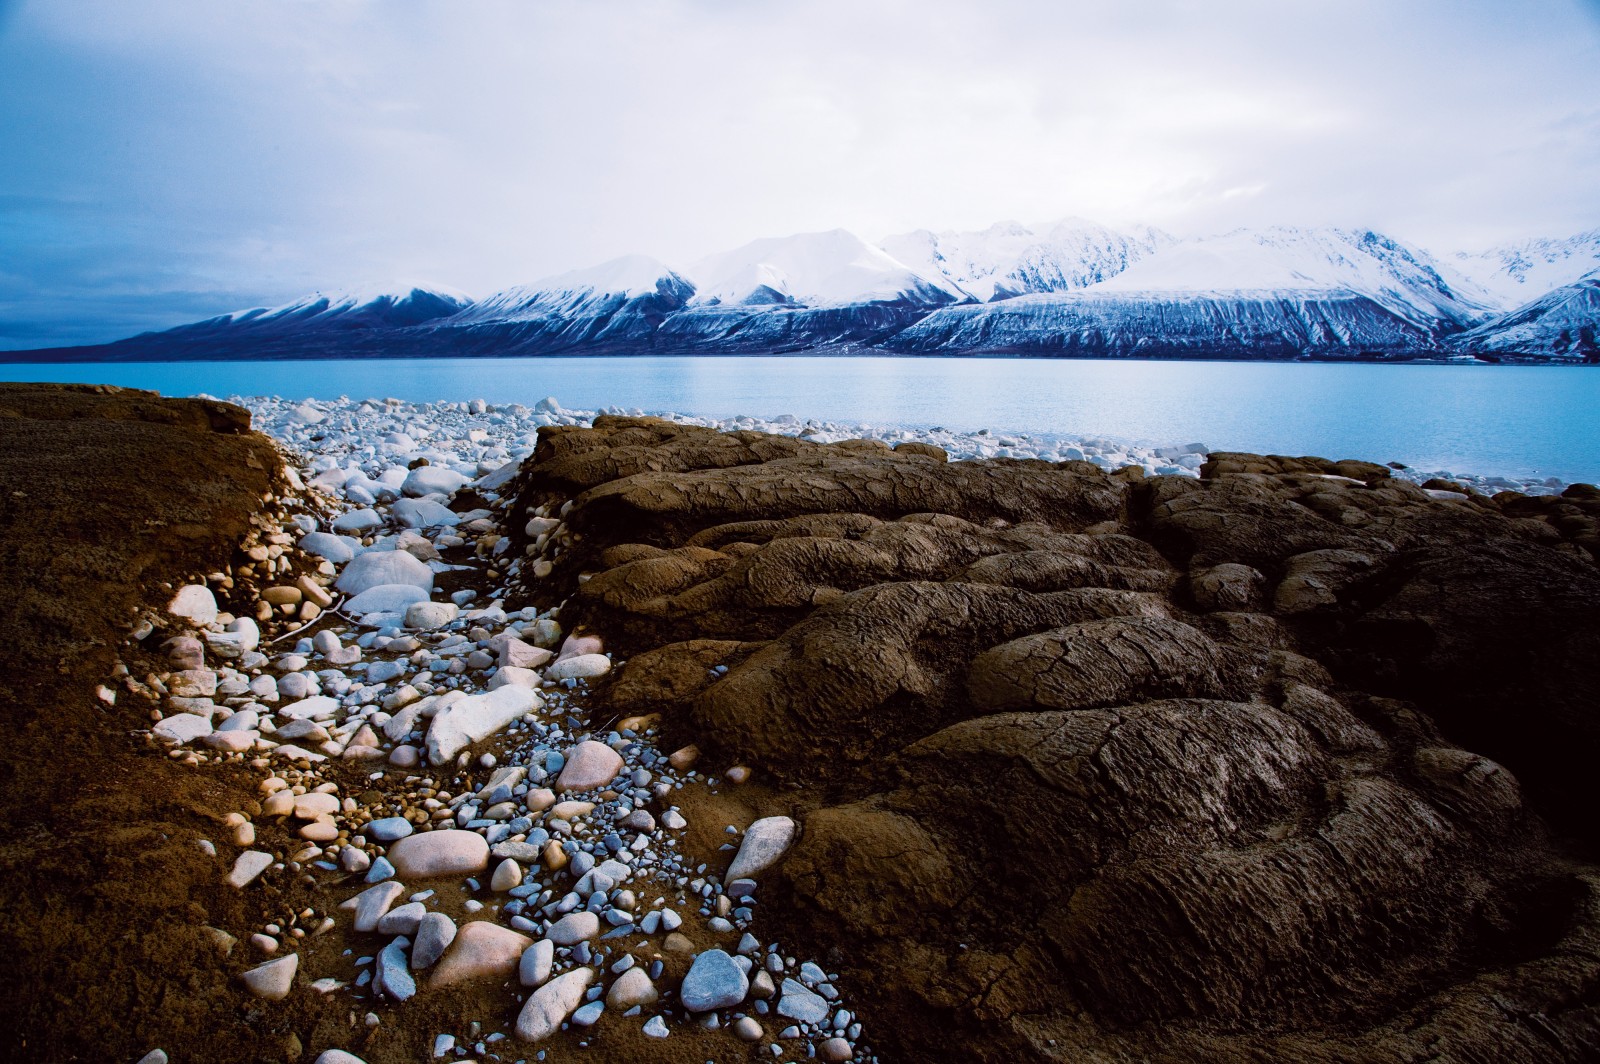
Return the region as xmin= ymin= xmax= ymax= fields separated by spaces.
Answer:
xmin=0 ymin=384 xmax=298 ymax=1061
xmin=501 ymin=415 xmax=1600 ymax=1063
xmin=9 ymin=390 xmax=1600 ymax=1063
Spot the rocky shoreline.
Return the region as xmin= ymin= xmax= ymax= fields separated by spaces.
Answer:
xmin=2 ymin=383 xmax=1598 ymax=1062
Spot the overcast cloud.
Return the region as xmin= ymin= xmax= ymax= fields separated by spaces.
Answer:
xmin=2 ymin=0 xmax=1598 ymax=348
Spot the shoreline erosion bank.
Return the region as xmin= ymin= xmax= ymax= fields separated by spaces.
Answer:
xmin=3 ymin=382 xmax=1599 ymax=1063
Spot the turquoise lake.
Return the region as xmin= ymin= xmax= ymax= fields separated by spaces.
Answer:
xmin=4 ymin=356 xmax=1597 ymax=483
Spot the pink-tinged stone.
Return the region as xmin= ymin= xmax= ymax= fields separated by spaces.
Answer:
xmin=515 ymin=967 xmax=594 ymax=1042
xmin=500 ymin=637 xmax=554 ymax=670
xmin=429 ymin=921 xmax=534 ymax=988
xmin=387 ymin=829 xmax=489 ymax=879
xmin=555 ymin=633 xmax=603 ymax=662
xmin=556 ymin=741 xmax=623 ymax=792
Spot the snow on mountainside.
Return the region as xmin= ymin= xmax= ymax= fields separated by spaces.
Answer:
xmin=180 ymin=283 xmax=473 ymax=334
xmin=1095 ymin=227 xmax=1496 ymax=330
xmin=1450 ymin=230 xmax=1600 ymax=309
xmin=1453 ymin=271 xmax=1600 ymax=359
xmin=887 ymin=289 xmax=1440 ymax=358
xmin=437 ymin=255 xmax=694 ymax=351
xmin=880 ymin=218 xmax=1176 ymax=302
xmin=686 ymin=229 xmax=961 ymax=307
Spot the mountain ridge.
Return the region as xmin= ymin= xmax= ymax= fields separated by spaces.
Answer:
xmin=10 ymin=222 xmax=1598 ymax=363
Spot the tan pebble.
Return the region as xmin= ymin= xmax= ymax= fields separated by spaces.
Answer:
xmin=261 ymin=791 xmax=294 ymax=816
xmin=541 ymin=839 xmax=568 ymax=871
xmin=524 ymin=788 xmax=556 ymax=813
xmin=549 ymin=800 xmax=594 ymax=821
xmin=617 ymin=714 xmax=660 ymax=733
xmin=250 ymin=933 xmax=279 ymax=954
xmin=223 ymin=812 xmax=248 ymax=828
xmin=299 ymin=602 xmax=320 ymax=621
xmin=663 ymin=932 xmax=695 ymax=953
xmin=725 ymin=765 xmax=752 ymax=785
xmin=233 ymin=822 xmax=256 ymax=847
xmin=299 ymin=817 xmax=338 ymax=842
xmin=668 ymin=744 xmax=700 ymax=771
xmin=260 ymin=586 xmax=302 ymax=606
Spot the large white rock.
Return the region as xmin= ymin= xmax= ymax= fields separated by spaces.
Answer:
xmin=392 ymin=498 xmax=460 ymax=528
xmin=330 ymin=508 xmax=383 ymax=534
xmin=277 ymin=695 xmax=340 ymax=721
xmin=167 ymin=584 xmax=218 ymax=626
xmin=299 ymin=532 xmax=357 ymax=563
xmin=313 ymin=1052 xmax=367 ymax=1064
xmin=544 ymin=654 xmax=611 ymax=681
xmin=515 ymin=967 xmax=593 ymax=1042
xmin=426 ymin=685 xmax=539 ymax=765
xmin=402 ymin=466 xmax=469 ymax=498
xmin=226 ymin=850 xmax=273 ymax=888
xmin=726 ymin=816 xmax=798 ymax=881
xmin=153 ymin=713 xmax=213 ymax=746
xmin=387 ymin=829 xmax=489 ymax=879
xmin=240 ymin=953 xmax=298 ymax=1000
xmin=404 ymin=601 xmax=459 ymax=630
xmin=337 ymin=550 xmax=434 ymax=595
xmin=344 ymin=584 xmax=431 ymax=616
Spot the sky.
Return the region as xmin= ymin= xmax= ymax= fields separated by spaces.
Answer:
xmin=2 ymin=0 xmax=1599 ymax=349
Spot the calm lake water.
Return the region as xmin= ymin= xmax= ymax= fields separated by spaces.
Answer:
xmin=5 ymin=356 xmax=1598 ymax=484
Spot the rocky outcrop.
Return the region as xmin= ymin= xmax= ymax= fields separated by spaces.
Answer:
xmin=505 ymin=417 xmax=1600 ymax=1062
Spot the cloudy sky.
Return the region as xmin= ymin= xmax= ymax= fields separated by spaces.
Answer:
xmin=2 ymin=0 xmax=1598 ymax=349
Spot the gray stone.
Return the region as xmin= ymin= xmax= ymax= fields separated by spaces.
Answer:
xmin=680 ymin=949 xmax=748 ymax=1012
xmin=778 ymin=977 xmax=830 ymax=1024
xmin=366 ymin=816 xmax=414 ymax=842
xmin=352 ymin=881 xmax=406 ymax=932
xmin=377 ymin=901 xmax=426 ymax=936
xmin=406 ymin=600 xmax=459 ymax=630
xmin=726 ymin=816 xmax=797 ymax=881
xmin=301 ymin=531 xmax=357 ymax=563
xmin=571 ymin=1000 xmax=604 ymax=1026
xmin=377 ymin=936 xmax=416 ymax=1001
xmin=643 ymin=1015 xmax=669 ymax=1039
xmin=519 ymin=938 xmax=555 ymax=987
xmin=314 ymin=1052 xmax=369 ymax=1064
xmin=544 ymin=654 xmax=611 ymax=681
xmin=410 ymin=912 xmax=457 ymax=970
xmin=153 ymin=713 xmax=213 ymax=746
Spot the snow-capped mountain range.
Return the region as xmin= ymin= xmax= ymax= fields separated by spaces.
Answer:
xmin=16 ymin=221 xmax=1599 ymax=362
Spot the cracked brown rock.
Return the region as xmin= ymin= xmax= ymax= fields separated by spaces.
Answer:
xmin=507 ymin=417 xmax=1600 ymax=1062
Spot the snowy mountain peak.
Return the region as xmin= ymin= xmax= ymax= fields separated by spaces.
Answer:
xmin=687 ymin=229 xmax=961 ymax=308
xmin=458 ymin=255 xmax=695 ymax=324
xmin=880 ymin=217 xmax=1176 ymax=302
xmin=1450 ymin=229 xmax=1600 ymax=308
xmin=223 ymin=282 xmax=473 ymax=325
xmin=1096 ymin=225 xmax=1496 ymax=329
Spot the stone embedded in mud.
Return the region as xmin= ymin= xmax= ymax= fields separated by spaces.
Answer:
xmin=680 ymin=948 xmax=749 ymax=1012
xmin=239 ymin=953 xmax=298 ymax=1000
xmin=153 ymin=713 xmax=213 ymax=746
xmin=226 ymin=850 xmax=273 ymax=888
xmin=426 ymin=684 xmax=540 ymax=765
xmin=387 ymin=829 xmax=489 ymax=879
xmin=167 ymin=584 xmax=218 ymax=626
xmin=777 ymin=977 xmax=830 ymax=1024
xmin=607 ymin=966 xmax=659 ymax=1009
xmin=515 ymin=967 xmax=594 ymax=1042
xmin=429 ymin=921 xmax=533 ymax=988
xmin=410 ymin=912 xmax=456 ymax=970
xmin=725 ymin=816 xmax=797 ymax=882
xmin=519 ymin=938 xmax=554 ymax=987
xmin=351 ymin=881 xmax=406 ymax=933
xmin=556 ymin=740 xmax=623 ymax=791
